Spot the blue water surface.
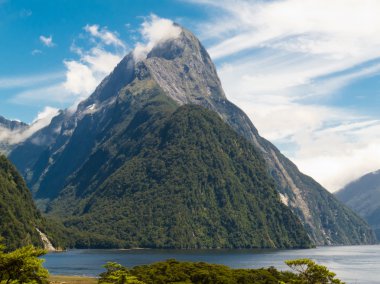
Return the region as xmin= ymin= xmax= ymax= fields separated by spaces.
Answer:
xmin=44 ymin=245 xmax=380 ymax=283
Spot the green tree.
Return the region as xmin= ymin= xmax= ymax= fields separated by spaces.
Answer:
xmin=0 ymin=238 xmax=48 ymax=284
xmin=285 ymin=258 xmax=345 ymax=284
xmin=99 ymin=262 xmax=145 ymax=284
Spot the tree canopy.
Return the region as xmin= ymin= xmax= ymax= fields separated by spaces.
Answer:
xmin=98 ymin=258 xmax=345 ymax=284
xmin=0 ymin=238 xmax=48 ymax=284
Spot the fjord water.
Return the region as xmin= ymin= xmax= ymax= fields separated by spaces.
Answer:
xmin=44 ymin=245 xmax=380 ymax=283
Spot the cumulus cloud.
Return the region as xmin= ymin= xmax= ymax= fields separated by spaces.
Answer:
xmin=39 ymin=35 xmax=55 ymax=47
xmin=63 ymin=60 xmax=97 ymax=96
xmin=188 ymin=0 xmax=380 ymax=191
xmin=12 ymin=25 xmax=127 ymax=106
xmin=62 ymin=25 xmax=126 ymax=102
xmin=0 ymin=107 xmax=59 ymax=145
xmin=133 ymin=14 xmax=181 ymax=61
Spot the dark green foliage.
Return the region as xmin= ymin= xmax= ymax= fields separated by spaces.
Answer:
xmin=46 ymin=84 xmax=311 ymax=248
xmin=0 ymin=155 xmax=44 ymax=250
xmin=99 ymin=259 xmax=344 ymax=284
xmin=286 ymin=258 xmax=344 ymax=284
xmin=0 ymin=238 xmax=49 ymax=283
xmin=99 ymin=262 xmax=145 ymax=284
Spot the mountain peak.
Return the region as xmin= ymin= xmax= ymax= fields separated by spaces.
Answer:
xmin=9 ymin=22 xmax=376 ymax=247
xmin=77 ymin=25 xmax=226 ymax=114
xmin=143 ymin=27 xmax=227 ymax=104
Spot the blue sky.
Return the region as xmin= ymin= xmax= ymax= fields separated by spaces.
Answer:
xmin=1 ymin=0 xmax=380 ymax=191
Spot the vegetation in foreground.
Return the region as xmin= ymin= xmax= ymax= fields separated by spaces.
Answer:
xmin=0 ymin=238 xmax=48 ymax=283
xmin=99 ymin=259 xmax=344 ymax=284
xmin=0 ymin=239 xmax=344 ymax=284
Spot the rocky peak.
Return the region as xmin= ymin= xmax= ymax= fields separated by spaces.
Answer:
xmin=144 ymin=28 xmax=227 ymax=105
xmin=76 ymin=26 xmax=226 ymax=114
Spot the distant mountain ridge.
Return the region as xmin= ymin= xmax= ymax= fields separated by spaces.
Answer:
xmin=0 ymin=116 xmax=27 ymax=130
xmin=9 ymin=26 xmax=376 ymax=247
xmin=336 ymin=170 xmax=380 ymax=239
xmin=0 ymin=116 xmax=28 ymax=154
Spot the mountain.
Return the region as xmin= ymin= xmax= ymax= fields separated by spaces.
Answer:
xmin=9 ymin=26 xmax=376 ymax=247
xmin=0 ymin=155 xmax=45 ymax=250
xmin=0 ymin=116 xmax=28 ymax=154
xmin=0 ymin=116 xmax=27 ymax=131
xmin=52 ymin=103 xmax=312 ymax=248
xmin=336 ymin=170 xmax=380 ymax=239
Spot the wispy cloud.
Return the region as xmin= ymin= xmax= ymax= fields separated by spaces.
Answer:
xmin=187 ymin=0 xmax=380 ymax=191
xmin=84 ymin=24 xmax=126 ymax=48
xmin=39 ymin=35 xmax=55 ymax=47
xmin=0 ymin=72 xmax=64 ymax=90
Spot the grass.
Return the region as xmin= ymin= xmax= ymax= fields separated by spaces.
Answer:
xmin=48 ymin=275 xmax=97 ymax=284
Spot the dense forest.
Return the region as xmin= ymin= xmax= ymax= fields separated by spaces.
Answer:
xmin=45 ymin=90 xmax=311 ymax=249
xmin=0 ymin=155 xmax=45 ymax=250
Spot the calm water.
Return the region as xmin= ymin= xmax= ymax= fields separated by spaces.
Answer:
xmin=44 ymin=245 xmax=380 ymax=283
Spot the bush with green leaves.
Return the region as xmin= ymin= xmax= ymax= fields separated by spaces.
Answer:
xmin=0 ymin=239 xmax=48 ymax=284
xmin=285 ymin=258 xmax=344 ymax=284
xmin=99 ymin=262 xmax=144 ymax=284
xmin=98 ymin=258 xmax=345 ymax=284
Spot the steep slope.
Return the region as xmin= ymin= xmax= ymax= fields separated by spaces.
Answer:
xmin=48 ymin=97 xmax=311 ymax=248
xmin=9 ymin=26 xmax=376 ymax=246
xmin=0 ymin=155 xmax=44 ymax=250
xmin=336 ymin=170 xmax=380 ymax=239
xmin=0 ymin=116 xmax=28 ymax=154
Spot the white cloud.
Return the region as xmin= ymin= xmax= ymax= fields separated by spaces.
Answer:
xmin=10 ymin=84 xmax=72 ymax=105
xmin=194 ymin=0 xmax=380 ymax=61
xmin=12 ymin=25 xmax=127 ymax=107
xmin=0 ymin=106 xmax=59 ymax=145
xmin=133 ymin=14 xmax=182 ymax=61
xmin=293 ymin=124 xmax=380 ymax=191
xmin=39 ymin=35 xmax=55 ymax=47
xmin=84 ymin=24 xmax=126 ymax=48
xmin=232 ymin=94 xmax=380 ymax=191
xmin=63 ymin=61 xmax=97 ymax=96
xmin=62 ymin=25 xmax=127 ymax=100
xmin=187 ymin=0 xmax=380 ymax=191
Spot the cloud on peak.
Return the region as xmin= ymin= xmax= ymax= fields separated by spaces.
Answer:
xmin=133 ymin=14 xmax=182 ymax=61
xmin=39 ymin=35 xmax=55 ymax=47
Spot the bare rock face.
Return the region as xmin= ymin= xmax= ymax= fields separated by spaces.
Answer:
xmin=9 ymin=26 xmax=376 ymax=246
